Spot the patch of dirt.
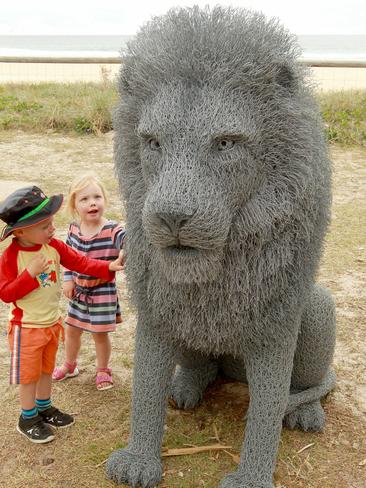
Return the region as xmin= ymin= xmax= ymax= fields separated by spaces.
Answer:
xmin=0 ymin=132 xmax=365 ymax=488
xmin=0 ymin=180 xmax=37 ymax=201
xmin=330 ymin=146 xmax=366 ymax=206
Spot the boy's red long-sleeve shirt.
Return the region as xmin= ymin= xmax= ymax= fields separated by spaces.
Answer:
xmin=0 ymin=237 xmax=114 ymax=328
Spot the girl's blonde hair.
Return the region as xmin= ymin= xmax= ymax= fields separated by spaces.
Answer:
xmin=65 ymin=172 xmax=108 ymax=220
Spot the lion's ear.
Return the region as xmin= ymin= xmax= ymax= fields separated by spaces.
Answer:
xmin=273 ymin=62 xmax=298 ymax=93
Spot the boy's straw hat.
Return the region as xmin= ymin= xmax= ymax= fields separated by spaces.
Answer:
xmin=0 ymin=186 xmax=63 ymax=241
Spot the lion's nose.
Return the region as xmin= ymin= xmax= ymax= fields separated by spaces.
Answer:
xmin=157 ymin=212 xmax=191 ymax=235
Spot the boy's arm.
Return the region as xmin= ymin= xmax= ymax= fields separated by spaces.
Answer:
xmin=0 ymin=253 xmax=39 ymax=303
xmin=50 ymin=238 xmax=115 ymax=281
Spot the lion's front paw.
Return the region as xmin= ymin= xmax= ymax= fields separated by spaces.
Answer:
xmin=284 ymin=400 xmax=325 ymax=432
xmin=219 ymin=472 xmax=274 ymax=488
xmin=106 ymin=449 xmax=162 ymax=487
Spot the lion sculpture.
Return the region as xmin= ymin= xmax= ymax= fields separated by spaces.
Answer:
xmin=107 ymin=7 xmax=336 ymax=488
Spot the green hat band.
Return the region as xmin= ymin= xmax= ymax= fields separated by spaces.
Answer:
xmin=17 ymin=197 xmax=50 ymax=223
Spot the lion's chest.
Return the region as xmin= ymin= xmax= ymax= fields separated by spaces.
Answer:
xmin=147 ymin=279 xmax=255 ymax=355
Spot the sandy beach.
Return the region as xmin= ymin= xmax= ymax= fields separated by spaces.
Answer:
xmin=0 ymin=62 xmax=121 ymax=84
xmin=310 ymin=66 xmax=366 ymax=91
xmin=1 ymin=62 xmax=366 ymax=91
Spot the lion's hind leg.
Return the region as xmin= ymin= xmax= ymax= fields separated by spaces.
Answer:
xmin=284 ymin=399 xmax=326 ymax=432
xmin=285 ymin=284 xmax=336 ymax=432
xmin=170 ymin=354 xmax=218 ymax=409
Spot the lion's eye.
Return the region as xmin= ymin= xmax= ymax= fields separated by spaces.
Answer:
xmin=217 ymin=139 xmax=235 ymax=151
xmin=148 ymin=138 xmax=161 ymax=151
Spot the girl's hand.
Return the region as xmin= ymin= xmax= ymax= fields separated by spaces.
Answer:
xmin=119 ymin=249 xmax=125 ymax=267
xmin=27 ymin=254 xmax=49 ymax=277
xmin=109 ymin=250 xmax=125 ymax=272
xmin=63 ymin=281 xmax=75 ymax=299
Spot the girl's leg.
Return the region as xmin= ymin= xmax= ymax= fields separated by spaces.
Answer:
xmin=93 ymin=332 xmax=111 ymax=368
xmin=53 ymin=326 xmax=83 ymax=379
xmin=65 ymin=325 xmax=83 ymax=365
xmin=93 ymin=332 xmax=112 ymax=389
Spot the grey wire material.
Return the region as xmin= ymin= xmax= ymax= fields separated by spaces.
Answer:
xmin=107 ymin=6 xmax=336 ymax=488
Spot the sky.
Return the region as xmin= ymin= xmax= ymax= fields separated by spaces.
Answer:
xmin=1 ymin=0 xmax=365 ymax=36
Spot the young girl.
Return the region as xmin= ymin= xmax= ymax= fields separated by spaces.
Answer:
xmin=53 ymin=173 xmax=125 ymax=391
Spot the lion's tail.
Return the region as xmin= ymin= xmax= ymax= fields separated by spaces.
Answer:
xmin=285 ymin=367 xmax=336 ymax=415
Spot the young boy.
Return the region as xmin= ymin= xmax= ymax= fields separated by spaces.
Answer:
xmin=0 ymin=185 xmax=123 ymax=443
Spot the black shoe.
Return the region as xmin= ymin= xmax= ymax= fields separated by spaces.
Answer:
xmin=38 ymin=406 xmax=74 ymax=428
xmin=17 ymin=414 xmax=55 ymax=444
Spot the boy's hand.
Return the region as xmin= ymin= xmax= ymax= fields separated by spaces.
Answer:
xmin=27 ymin=254 xmax=49 ymax=277
xmin=109 ymin=250 xmax=125 ymax=272
xmin=63 ymin=281 xmax=75 ymax=299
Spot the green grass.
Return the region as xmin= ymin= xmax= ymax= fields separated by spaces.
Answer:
xmin=0 ymin=82 xmax=118 ymax=134
xmin=319 ymin=90 xmax=366 ymax=146
xmin=0 ymin=83 xmax=365 ymax=145
xmin=117 ymin=355 xmax=134 ymax=369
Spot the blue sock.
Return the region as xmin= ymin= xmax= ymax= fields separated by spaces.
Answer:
xmin=21 ymin=406 xmax=38 ymax=420
xmin=35 ymin=398 xmax=52 ymax=412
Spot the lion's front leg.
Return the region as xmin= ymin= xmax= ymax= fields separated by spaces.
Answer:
xmin=106 ymin=320 xmax=176 ymax=487
xmin=219 ymin=341 xmax=296 ymax=488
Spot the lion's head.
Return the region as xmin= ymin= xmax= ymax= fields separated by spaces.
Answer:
xmin=114 ymin=7 xmax=330 ymax=287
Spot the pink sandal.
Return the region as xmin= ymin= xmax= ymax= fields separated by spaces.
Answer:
xmin=96 ymin=367 xmax=113 ymax=391
xmin=52 ymin=361 xmax=79 ymax=381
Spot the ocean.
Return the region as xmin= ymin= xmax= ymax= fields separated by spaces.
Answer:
xmin=0 ymin=35 xmax=366 ymax=60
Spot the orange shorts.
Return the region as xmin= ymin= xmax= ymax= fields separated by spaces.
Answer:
xmin=8 ymin=321 xmax=63 ymax=385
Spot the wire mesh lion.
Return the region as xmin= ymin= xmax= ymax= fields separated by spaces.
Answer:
xmin=107 ymin=7 xmax=336 ymax=487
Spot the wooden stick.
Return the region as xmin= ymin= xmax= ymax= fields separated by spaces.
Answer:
xmin=96 ymin=444 xmax=233 ymax=467
xmin=297 ymin=443 xmax=315 ymax=454
xmin=223 ymin=450 xmax=240 ymax=464
xmin=95 ymin=459 xmax=107 ymax=468
xmin=162 ymin=444 xmax=232 ymax=457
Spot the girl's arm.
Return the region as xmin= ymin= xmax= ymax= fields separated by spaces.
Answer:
xmin=111 ymin=224 xmax=126 ymax=250
xmin=63 ymin=224 xmax=75 ymax=298
xmin=63 ymin=223 xmax=75 ymax=282
xmin=112 ymin=224 xmax=126 ymax=268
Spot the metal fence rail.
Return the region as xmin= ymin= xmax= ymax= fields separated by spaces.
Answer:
xmin=0 ymin=56 xmax=366 ymax=90
xmin=0 ymin=56 xmax=365 ymax=67
xmin=0 ymin=56 xmax=122 ymax=64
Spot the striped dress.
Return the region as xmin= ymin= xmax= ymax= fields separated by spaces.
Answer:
xmin=64 ymin=221 xmax=125 ymax=333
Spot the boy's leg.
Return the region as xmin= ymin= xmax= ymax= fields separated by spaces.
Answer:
xmin=19 ymin=382 xmax=37 ymax=410
xmin=8 ymin=326 xmax=55 ymax=443
xmin=18 ymin=380 xmax=55 ymax=443
xmin=36 ymin=372 xmax=52 ymax=401
xmin=38 ymin=323 xmax=74 ymax=429
xmin=93 ymin=332 xmax=112 ymax=390
xmin=36 ymin=373 xmax=74 ymax=428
